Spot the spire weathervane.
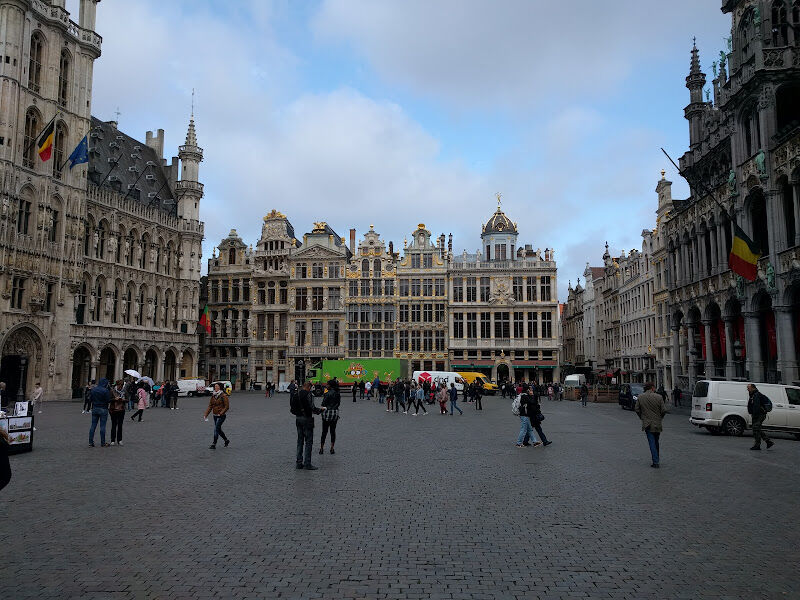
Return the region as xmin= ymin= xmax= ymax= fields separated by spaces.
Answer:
xmin=496 ymin=192 xmax=502 ymax=208
xmin=191 ymin=88 xmax=195 ymax=118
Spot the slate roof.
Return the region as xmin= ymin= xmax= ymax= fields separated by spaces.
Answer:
xmin=482 ymin=207 xmax=518 ymax=235
xmin=87 ymin=117 xmax=176 ymax=215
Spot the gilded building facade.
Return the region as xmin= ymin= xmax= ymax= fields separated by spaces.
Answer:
xmin=448 ymin=206 xmax=560 ymax=383
xmin=0 ymin=0 xmax=202 ymax=401
xmin=345 ymin=226 xmax=397 ymax=359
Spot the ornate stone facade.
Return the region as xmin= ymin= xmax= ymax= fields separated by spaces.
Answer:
xmin=0 ymin=1 xmax=202 ymax=400
xmin=448 ymin=205 xmax=560 ymax=384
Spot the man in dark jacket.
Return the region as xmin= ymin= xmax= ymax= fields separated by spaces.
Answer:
xmin=449 ymin=383 xmax=463 ymax=415
xmin=521 ymin=385 xmax=550 ymax=446
xmin=747 ymin=384 xmax=774 ymax=450
xmin=672 ymin=385 xmax=681 ymax=408
xmin=295 ymin=381 xmax=322 ymax=470
xmin=88 ymin=378 xmax=112 ymax=447
xmin=474 ymin=383 xmax=483 ymax=411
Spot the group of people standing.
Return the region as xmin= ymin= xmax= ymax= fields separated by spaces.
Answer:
xmin=290 ymin=379 xmax=340 ymax=470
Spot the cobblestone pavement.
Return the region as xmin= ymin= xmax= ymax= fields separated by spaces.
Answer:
xmin=2 ymin=392 xmax=799 ymax=599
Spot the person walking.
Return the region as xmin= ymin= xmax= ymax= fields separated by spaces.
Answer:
xmin=109 ymin=380 xmax=126 ymax=446
xmin=88 ymin=378 xmax=112 ymax=447
xmin=365 ymin=380 xmax=372 ymax=400
xmin=634 ymin=382 xmax=667 ymax=468
xmin=130 ymin=382 xmax=148 ymax=422
xmin=437 ymin=386 xmax=448 ymax=414
xmin=523 ymin=386 xmax=551 ymax=446
xmin=293 ymin=381 xmax=322 ymax=469
xmin=672 ymin=385 xmax=681 ymax=408
xmin=449 ymin=383 xmax=463 ymax=416
xmin=385 ymin=380 xmax=394 ymax=412
xmin=579 ymin=383 xmax=589 ymax=407
xmin=351 ymin=382 xmax=357 ymax=403
xmin=82 ymin=380 xmax=94 ymax=414
xmin=359 ymin=380 xmax=365 ymax=399
xmin=394 ymin=379 xmax=405 ymax=413
xmin=319 ymin=380 xmax=340 ymax=455
xmin=474 ymin=383 xmax=483 ymax=411
xmin=169 ymin=381 xmax=179 ymax=410
xmin=747 ymin=384 xmax=774 ymax=451
xmin=31 ymin=382 xmax=43 ymax=414
xmin=203 ymin=382 xmax=230 ymax=449
xmin=516 ymin=386 xmax=541 ymax=448
xmin=412 ymin=383 xmax=427 ymax=415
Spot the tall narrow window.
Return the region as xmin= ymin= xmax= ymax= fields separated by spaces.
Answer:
xmin=772 ymin=0 xmax=789 ymax=46
xmin=229 ymin=247 xmax=236 ymax=264
xmin=28 ymin=33 xmax=43 ymax=93
xmin=23 ymin=109 xmax=39 ymax=168
xmin=750 ymin=193 xmax=770 ymax=254
xmin=53 ymin=122 xmax=67 ymax=179
xmin=16 ymin=198 xmax=31 ymax=234
xmin=58 ymin=49 xmax=70 ymax=107
xmin=541 ymin=312 xmax=553 ymax=338
xmin=49 ymin=209 xmax=59 ymax=243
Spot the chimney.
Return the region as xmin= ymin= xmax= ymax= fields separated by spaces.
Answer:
xmin=146 ymin=128 xmax=165 ymax=159
xmin=349 ymin=228 xmax=356 ymax=255
xmin=448 ymin=233 xmax=453 ymax=254
xmin=388 ymin=241 xmax=394 ymax=257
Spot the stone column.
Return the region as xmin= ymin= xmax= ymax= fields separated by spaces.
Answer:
xmin=114 ymin=352 xmax=123 ymax=382
xmin=709 ymin=227 xmax=718 ymax=273
xmin=743 ymin=312 xmax=763 ymax=382
xmin=686 ymin=323 xmax=697 ymax=389
xmin=724 ymin=317 xmax=736 ymax=379
xmin=774 ymin=307 xmax=798 ymax=384
xmin=793 ymin=183 xmax=800 ymax=248
xmin=702 ymin=319 xmax=714 ymax=377
xmin=698 ymin=233 xmax=707 ymax=279
xmin=89 ymin=363 xmax=97 ymax=382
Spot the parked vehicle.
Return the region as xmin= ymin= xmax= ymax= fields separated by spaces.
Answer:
xmin=456 ymin=372 xmax=498 ymax=394
xmin=618 ymin=383 xmax=644 ymax=410
xmin=306 ymin=359 xmax=408 ymax=388
xmin=564 ymin=374 xmax=586 ymax=387
xmin=177 ymin=378 xmax=206 ymax=397
xmin=412 ymin=371 xmax=464 ymax=392
xmin=205 ymin=380 xmax=233 ymax=395
xmin=689 ymin=379 xmax=800 ymax=437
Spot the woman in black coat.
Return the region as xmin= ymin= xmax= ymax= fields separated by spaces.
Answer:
xmin=319 ymin=381 xmax=341 ymax=455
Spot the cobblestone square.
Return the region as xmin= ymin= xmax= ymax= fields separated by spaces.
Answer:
xmin=2 ymin=394 xmax=799 ymax=599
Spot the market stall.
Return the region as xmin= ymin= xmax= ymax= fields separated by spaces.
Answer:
xmin=0 ymin=401 xmax=34 ymax=454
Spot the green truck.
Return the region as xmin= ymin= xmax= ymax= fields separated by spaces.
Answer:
xmin=306 ymin=359 xmax=408 ymax=388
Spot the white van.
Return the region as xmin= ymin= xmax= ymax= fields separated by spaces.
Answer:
xmin=412 ymin=371 xmax=464 ymax=392
xmin=177 ymin=379 xmax=206 ymax=397
xmin=564 ymin=374 xmax=586 ymax=388
xmin=689 ymin=380 xmax=800 ymax=437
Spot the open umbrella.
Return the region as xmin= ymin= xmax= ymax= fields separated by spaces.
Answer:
xmin=125 ymin=369 xmax=141 ymax=379
xmin=137 ymin=376 xmax=155 ymax=387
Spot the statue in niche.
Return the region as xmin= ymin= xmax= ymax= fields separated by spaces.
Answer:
xmin=146 ymin=301 xmax=154 ymax=321
xmin=727 ymin=169 xmax=738 ymax=196
xmin=108 ymin=235 xmax=117 ymax=258
xmin=105 ymin=294 xmax=113 ymax=314
xmin=93 ymin=229 xmax=99 ymax=251
xmin=88 ymin=293 xmax=96 ymax=314
xmin=121 ymin=297 xmax=128 ymax=319
xmin=755 ymin=149 xmax=767 ymax=178
xmin=124 ymin=237 xmax=131 ymax=261
xmin=133 ymin=300 xmax=141 ymax=320
xmin=766 ymin=263 xmax=776 ymax=290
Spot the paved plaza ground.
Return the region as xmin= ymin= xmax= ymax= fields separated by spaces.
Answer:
xmin=1 ymin=391 xmax=799 ymax=599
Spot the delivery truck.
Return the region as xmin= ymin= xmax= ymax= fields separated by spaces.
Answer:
xmin=306 ymin=359 xmax=408 ymax=388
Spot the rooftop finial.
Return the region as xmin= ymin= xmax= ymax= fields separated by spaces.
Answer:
xmin=496 ymin=192 xmax=502 ymax=208
xmin=191 ymin=88 xmax=195 ymax=118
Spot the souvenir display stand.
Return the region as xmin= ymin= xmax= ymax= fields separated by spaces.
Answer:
xmin=0 ymin=401 xmax=34 ymax=454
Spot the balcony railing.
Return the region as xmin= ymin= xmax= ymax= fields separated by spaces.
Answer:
xmin=289 ymin=346 xmax=345 ymax=357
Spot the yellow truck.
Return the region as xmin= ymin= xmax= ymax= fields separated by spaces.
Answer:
xmin=457 ymin=372 xmax=498 ymax=395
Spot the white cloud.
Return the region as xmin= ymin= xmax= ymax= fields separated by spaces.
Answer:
xmin=313 ymin=0 xmax=727 ymax=110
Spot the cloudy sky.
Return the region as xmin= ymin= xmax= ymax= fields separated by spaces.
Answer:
xmin=84 ymin=0 xmax=730 ymax=299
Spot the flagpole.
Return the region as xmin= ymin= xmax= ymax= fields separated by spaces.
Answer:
xmin=57 ymin=131 xmax=88 ymax=172
xmin=121 ymin=162 xmax=152 ymax=202
xmin=660 ymin=147 xmax=731 ymax=219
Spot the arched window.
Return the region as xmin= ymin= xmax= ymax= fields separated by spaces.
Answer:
xmin=125 ymin=288 xmax=132 ymax=324
xmin=95 ymin=222 xmax=106 ymax=259
xmin=126 ymin=234 xmax=135 ymax=266
xmin=28 ymin=33 xmax=43 ymax=93
xmin=77 ymin=280 xmax=87 ymax=324
xmin=163 ymin=291 xmax=170 ymax=328
xmin=737 ymin=9 xmax=754 ymax=63
xmin=741 ymin=105 xmax=761 ymax=158
xmin=153 ymin=292 xmax=159 ymax=327
xmin=374 ymin=259 xmax=381 ymax=274
xmin=772 ymin=0 xmax=789 ymax=45
xmin=140 ymin=236 xmax=149 ymax=269
xmin=83 ymin=220 xmax=92 ymax=256
xmin=361 ymin=259 xmax=370 ymax=276
xmin=23 ymin=109 xmax=40 ymax=168
xmin=93 ymin=279 xmax=103 ymax=321
xmin=229 ymin=247 xmax=236 ymax=264
xmin=750 ymin=192 xmax=770 ymax=254
xmin=53 ymin=121 xmax=67 ymax=179
xmin=137 ymin=288 xmax=145 ymax=326
xmin=793 ymin=0 xmax=800 ymax=24
xmin=776 ymin=83 xmax=800 ymax=136
xmin=155 ymin=244 xmax=161 ymax=272
xmin=58 ymin=49 xmax=70 ymax=107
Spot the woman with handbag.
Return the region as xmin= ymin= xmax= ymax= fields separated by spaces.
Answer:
xmin=109 ymin=380 xmax=126 ymax=445
xmin=525 ymin=387 xmax=551 ymax=447
xmin=203 ymin=383 xmax=230 ymax=449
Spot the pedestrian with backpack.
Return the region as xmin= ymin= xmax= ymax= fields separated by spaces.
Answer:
xmin=291 ymin=381 xmax=322 ymax=469
xmin=747 ymin=384 xmax=774 ymax=451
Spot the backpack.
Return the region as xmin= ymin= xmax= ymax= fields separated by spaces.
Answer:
xmin=761 ymin=395 xmax=773 ymax=413
xmin=289 ymin=392 xmax=303 ymax=416
xmin=511 ymin=395 xmax=521 ymax=416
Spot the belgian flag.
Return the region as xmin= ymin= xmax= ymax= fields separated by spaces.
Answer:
xmin=198 ymin=304 xmax=211 ymax=334
xmin=728 ymin=222 xmax=761 ymax=282
xmin=37 ymin=120 xmax=55 ymax=162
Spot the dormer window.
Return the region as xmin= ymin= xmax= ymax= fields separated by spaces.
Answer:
xmin=229 ymin=247 xmax=236 ymax=264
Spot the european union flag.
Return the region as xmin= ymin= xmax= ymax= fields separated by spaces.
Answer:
xmin=67 ymin=135 xmax=89 ymax=169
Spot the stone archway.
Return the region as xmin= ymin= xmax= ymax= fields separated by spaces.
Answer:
xmin=71 ymin=346 xmax=92 ymax=399
xmin=123 ymin=348 xmax=138 ymax=372
xmin=143 ymin=349 xmax=158 ymax=378
xmin=163 ymin=349 xmax=177 ymax=381
xmin=497 ymin=363 xmax=510 ymax=382
xmin=1 ymin=326 xmax=44 ymax=403
xmin=180 ymin=350 xmax=194 ymax=379
xmin=98 ymin=347 xmax=116 ymax=382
